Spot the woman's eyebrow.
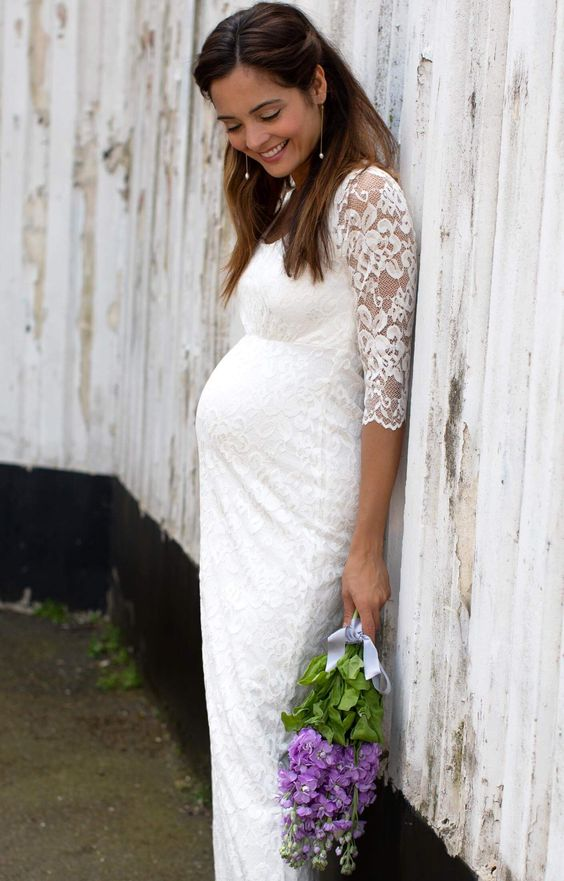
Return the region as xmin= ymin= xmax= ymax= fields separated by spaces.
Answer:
xmin=217 ymin=98 xmax=282 ymax=121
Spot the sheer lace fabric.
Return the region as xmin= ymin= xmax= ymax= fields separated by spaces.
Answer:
xmin=334 ymin=167 xmax=418 ymax=428
xmin=195 ymin=166 xmax=417 ymax=881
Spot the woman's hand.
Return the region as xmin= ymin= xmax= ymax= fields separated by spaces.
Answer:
xmin=341 ymin=548 xmax=391 ymax=643
xmin=342 ymin=420 xmax=404 ymax=642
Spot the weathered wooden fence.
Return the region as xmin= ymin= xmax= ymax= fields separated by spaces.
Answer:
xmin=0 ymin=1 xmax=561 ymax=879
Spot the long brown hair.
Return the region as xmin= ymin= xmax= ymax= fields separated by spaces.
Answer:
xmin=193 ymin=2 xmax=399 ymax=304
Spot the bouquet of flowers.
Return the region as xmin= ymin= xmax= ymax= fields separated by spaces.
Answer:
xmin=277 ymin=610 xmax=391 ymax=875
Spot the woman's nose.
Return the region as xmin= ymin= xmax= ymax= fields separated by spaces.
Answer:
xmin=245 ymin=124 xmax=270 ymax=153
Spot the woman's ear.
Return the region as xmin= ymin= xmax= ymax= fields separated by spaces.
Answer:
xmin=311 ymin=64 xmax=327 ymax=104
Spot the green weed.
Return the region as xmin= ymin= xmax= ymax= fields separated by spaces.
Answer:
xmin=33 ymin=599 xmax=70 ymax=625
xmin=192 ymin=780 xmax=212 ymax=809
xmin=88 ymin=621 xmax=142 ymax=692
xmin=96 ymin=660 xmax=143 ymax=692
xmin=88 ymin=623 xmax=122 ymax=659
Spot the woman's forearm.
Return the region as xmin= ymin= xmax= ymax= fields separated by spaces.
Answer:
xmin=348 ymin=420 xmax=406 ymax=557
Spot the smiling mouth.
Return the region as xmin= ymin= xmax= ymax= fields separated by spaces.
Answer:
xmin=260 ymin=139 xmax=289 ymax=159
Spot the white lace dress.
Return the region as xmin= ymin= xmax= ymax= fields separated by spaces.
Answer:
xmin=195 ymin=165 xmax=417 ymax=881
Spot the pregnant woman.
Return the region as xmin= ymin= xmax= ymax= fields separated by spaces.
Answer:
xmin=192 ymin=3 xmax=418 ymax=878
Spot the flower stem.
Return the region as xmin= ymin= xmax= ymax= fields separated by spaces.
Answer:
xmin=352 ymin=741 xmax=360 ymax=826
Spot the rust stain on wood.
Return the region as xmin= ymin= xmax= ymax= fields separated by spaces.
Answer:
xmin=56 ymin=3 xmax=67 ymax=30
xmin=102 ymin=135 xmax=132 ymax=203
xmin=74 ymin=136 xmax=98 ymax=426
xmin=29 ymin=0 xmax=51 ymax=126
xmin=23 ymin=187 xmax=47 ymax=342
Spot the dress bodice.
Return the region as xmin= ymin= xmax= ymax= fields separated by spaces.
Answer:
xmin=237 ymin=236 xmax=358 ymax=355
xmin=235 ymin=165 xmax=418 ymax=429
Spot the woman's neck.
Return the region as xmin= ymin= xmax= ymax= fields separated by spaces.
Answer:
xmin=290 ymin=156 xmax=312 ymax=190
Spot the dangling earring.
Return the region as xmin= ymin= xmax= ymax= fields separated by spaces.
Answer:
xmin=244 ymin=152 xmax=250 ymax=180
xmin=319 ymin=103 xmax=324 ymax=159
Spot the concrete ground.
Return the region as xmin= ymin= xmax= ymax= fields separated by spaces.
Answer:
xmin=0 ymin=608 xmax=213 ymax=881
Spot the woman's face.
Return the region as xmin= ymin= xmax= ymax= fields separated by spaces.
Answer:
xmin=210 ymin=64 xmax=327 ymax=185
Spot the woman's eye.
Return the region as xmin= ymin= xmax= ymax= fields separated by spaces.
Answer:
xmin=225 ymin=109 xmax=280 ymax=133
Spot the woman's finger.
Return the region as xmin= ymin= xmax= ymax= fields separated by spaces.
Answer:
xmin=372 ymin=606 xmax=381 ymax=638
xmin=357 ymin=604 xmax=376 ymax=643
xmin=342 ymin=591 xmax=355 ymax=627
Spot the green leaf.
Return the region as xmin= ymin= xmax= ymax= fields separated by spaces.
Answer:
xmin=311 ymin=701 xmax=324 ymax=722
xmin=332 ymin=728 xmax=347 ymax=747
xmin=281 ymin=641 xmax=386 ymax=749
xmin=298 ymin=653 xmax=328 ymax=685
xmin=337 ymin=651 xmax=364 ymax=681
xmin=327 ymin=707 xmax=347 ymax=746
xmin=327 ymin=705 xmax=342 ymax=723
xmin=316 ymin=722 xmax=334 ymax=743
xmin=350 ymin=672 xmax=372 ymax=692
xmin=363 ymin=686 xmax=384 ymax=712
xmin=121 ymin=662 xmax=142 ymax=689
xmin=281 ymin=711 xmax=302 ymax=732
xmin=360 ymin=694 xmax=384 ymax=728
xmin=88 ymin=638 xmax=106 ymax=658
xmin=347 ymin=654 xmax=364 ymax=679
xmin=350 ymin=712 xmax=383 ymax=743
xmin=34 ymin=599 xmax=70 ymax=625
xmin=297 ymin=690 xmax=316 ymax=711
xmin=330 ymin=676 xmax=344 ymax=707
xmin=312 ymin=676 xmax=334 ymax=701
xmin=338 ymin=685 xmax=360 ymax=712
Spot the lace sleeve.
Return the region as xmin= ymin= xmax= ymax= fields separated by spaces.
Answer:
xmin=335 ymin=167 xmax=418 ymax=429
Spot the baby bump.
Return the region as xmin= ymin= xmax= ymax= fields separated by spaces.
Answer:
xmin=195 ymin=334 xmax=363 ymax=473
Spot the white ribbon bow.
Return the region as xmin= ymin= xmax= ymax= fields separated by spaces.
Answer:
xmin=325 ymin=615 xmax=391 ymax=695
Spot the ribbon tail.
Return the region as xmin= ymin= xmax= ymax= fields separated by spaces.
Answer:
xmin=325 ymin=626 xmax=347 ymax=672
xmin=360 ymin=634 xmax=380 ymax=679
xmin=361 ymin=634 xmax=392 ymax=695
xmin=371 ymin=667 xmax=392 ymax=695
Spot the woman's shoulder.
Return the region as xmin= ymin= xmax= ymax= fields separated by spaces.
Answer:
xmin=327 ymin=163 xmax=411 ymax=254
xmin=332 ymin=163 xmax=406 ymax=214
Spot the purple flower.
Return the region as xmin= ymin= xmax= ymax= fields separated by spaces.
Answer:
xmin=296 ymin=805 xmax=313 ymax=817
xmin=353 ymin=820 xmax=367 ymax=839
xmin=277 ymin=769 xmax=297 ymax=789
xmin=277 ymin=727 xmax=381 ymax=874
xmin=288 ymin=727 xmax=323 ymax=766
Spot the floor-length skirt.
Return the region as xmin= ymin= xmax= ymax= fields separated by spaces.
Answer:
xmin=195 ymin=335 xmax=364 ymax=881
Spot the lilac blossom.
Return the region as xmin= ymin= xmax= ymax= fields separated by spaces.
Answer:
xmin=277 ymin=727 xmax=381 ymax=874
